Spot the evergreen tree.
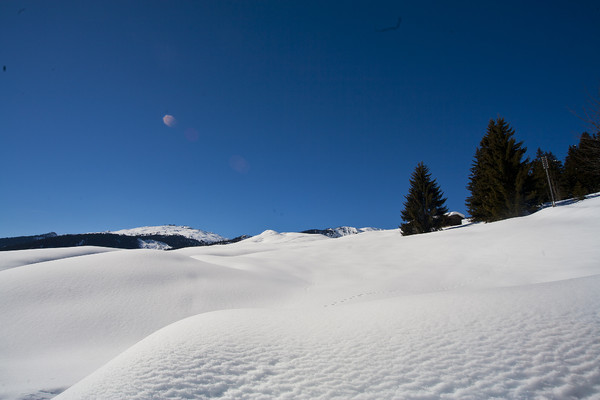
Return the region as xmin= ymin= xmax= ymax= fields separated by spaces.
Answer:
xmin=400 ymin=162 xmax=448 ymax=236
xmin=563 ymin=144 xmax=583 ymax=199
xmin=577 ymin=132 xmax=600 ymax=174
xmin=531 ymin=148 xmax=564 ymax=204
xmin=466 ymin=117 xmax=535 ymax=222
xmin=563 ymin=132 xmax=600 ymax=197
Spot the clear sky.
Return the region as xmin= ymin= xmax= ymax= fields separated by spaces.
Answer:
xmin=1 ymin=0 xmax=599 ymax=239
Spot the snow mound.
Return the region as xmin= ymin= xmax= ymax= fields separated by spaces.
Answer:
xmin=245 ymin=230 xmax=329 ymax=244
xmin=357 ymin=226 xmax=381 ymax=232
xmin=109 ymin=225 xmax=226 ymax=243
xmin=0 ymin=246 xmax=117 ymax=272
xmin=56 ymin=276 xmax=600 ymax=400
xmin=0 ymin=250 xmax=298 ymax=399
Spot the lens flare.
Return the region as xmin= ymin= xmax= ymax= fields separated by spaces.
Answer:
xmin=162 ymin=114 xmax=177 ymax=127
xmin=229 ymin=155 xmax=250 ymax=174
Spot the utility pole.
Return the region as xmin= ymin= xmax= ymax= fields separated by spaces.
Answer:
xmin=540 ymin=156 xmax=556 ymax=207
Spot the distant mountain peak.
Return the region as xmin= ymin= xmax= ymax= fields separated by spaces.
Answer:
xmin=109 ymin=225 xmax=227 ymax=244
xmin=301 ymin=226 xmax=381 ymax=238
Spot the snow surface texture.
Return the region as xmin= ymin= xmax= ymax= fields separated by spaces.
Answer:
xmin=108 ymin=225 xmax=227 ymax=243
xmin=1 ymin=196 xmax=600 ymax=399
xmin=0 ymin=246 xmax=117 ymax=272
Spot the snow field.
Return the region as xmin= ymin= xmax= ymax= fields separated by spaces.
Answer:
xmin=57 ymin=276 xmax=600 ymax=399
xmin=1 ymin=195 xmax=600 ymax=399
xmin=0 ymin=246 xmax=117 ymax=272
xmin=0 ymin=250 xmax=300 ymax=398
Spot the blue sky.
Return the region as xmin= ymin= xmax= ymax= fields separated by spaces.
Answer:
xmin=1 ymin=0 xmax=599 ymax=239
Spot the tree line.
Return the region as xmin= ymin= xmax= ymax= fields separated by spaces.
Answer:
xmin=400 ymin=115 xmax=600 ymax=236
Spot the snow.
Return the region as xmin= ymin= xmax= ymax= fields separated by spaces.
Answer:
xmin=243 ymin=229 xmax=330 ymax=244
xmin=357 ymin=226 xmax=381 ymax=232
xmin=108 ymin=225 xmax=227 ymax=243
xmin=136 ymin=238 xmax=172 ymax=250
xmin=327 ymin=226 xmax=381 ymax=237
xmin=302 ymin=226 xmax=382 ymax=238
xmin=0 ymin=246 xmax=117 ymax=272
xmin=53 ymin=278 xmax=600 ymax=400
xmin=1 ymin=195 xmax=600 ymax=399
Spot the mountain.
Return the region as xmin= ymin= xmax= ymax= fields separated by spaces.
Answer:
xmin=0 ymin=226 xmax=230 ymax=251
xmin=301 ymin=226 xmax=381 ymax=238
xmin=0 ymin=224 xmax=385 ymax=252
xmin=0 ymin=232 xmax=57 ymax=249
xmin=0 ymin=233 xmax=144 ymax=251
xmin=0 ymin=225 xmax=387 ymax=252
xmin=108 ymin=225 xmax=227 ymax=244
xmin=106 ymin=225 xmax=229 ymax=250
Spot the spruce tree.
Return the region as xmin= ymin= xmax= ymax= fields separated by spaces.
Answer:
xmin=400 ymin=162 xmax=448 ymax=236
xmin=565 ymin=88 xmax=600 ymax=197
xmin=563 ymin=132 xmax=600 ymax=197
xmin=577 ymin=132 xmax=600 ymax=174
xmin=466 ymin=117 xmax=535 ymax=222
xmin=563 ymin=145 xmax=584 ymax=199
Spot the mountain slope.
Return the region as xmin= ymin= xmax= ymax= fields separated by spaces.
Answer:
xmin=1 ymin=195 xmax=599 ymax=399
xmin=0 ymin=232 xmax=57 ymax=249
xmin=301 ymin=226 xmax=381 ymax=238
xmin=0 ymin=226 xmax=229 ymax=251
xmin=109 ymin=225 xmax=227 ymax=243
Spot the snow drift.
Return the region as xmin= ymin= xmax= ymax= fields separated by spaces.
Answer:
xmin=1 ymin=196 xmax=599 ymax=399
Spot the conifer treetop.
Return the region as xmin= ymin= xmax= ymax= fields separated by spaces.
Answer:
xmin=400 ymin=162 xmax=448 ymax=236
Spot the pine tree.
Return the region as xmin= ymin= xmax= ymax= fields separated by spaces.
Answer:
xmin=400 ymin=162 xmax=448 ymax=236
xmin=563 ymin=145 xmax=582 ymax=198
xmin=577 ymin=132 xmax=600 ymax=174
xmin=563 ymin=132 xmax=600 ymax=197
xmin=466 ymin=117 xmax=535 ymax=222
xmin=567 ymin=87 xmax=600 ymax=197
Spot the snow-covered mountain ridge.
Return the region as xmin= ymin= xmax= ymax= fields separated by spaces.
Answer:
xmin=0 ymin=226 xmax=231 ymax=252
xmin=301 ymin=226 xmax=381 ymax=238
xmin=109 ymin=224 xmax=380 ymax=242
xmin=0 ymin=225 xmax=385 ymax=252
xmin=108 ymin=225 xmax=227 ymax=244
